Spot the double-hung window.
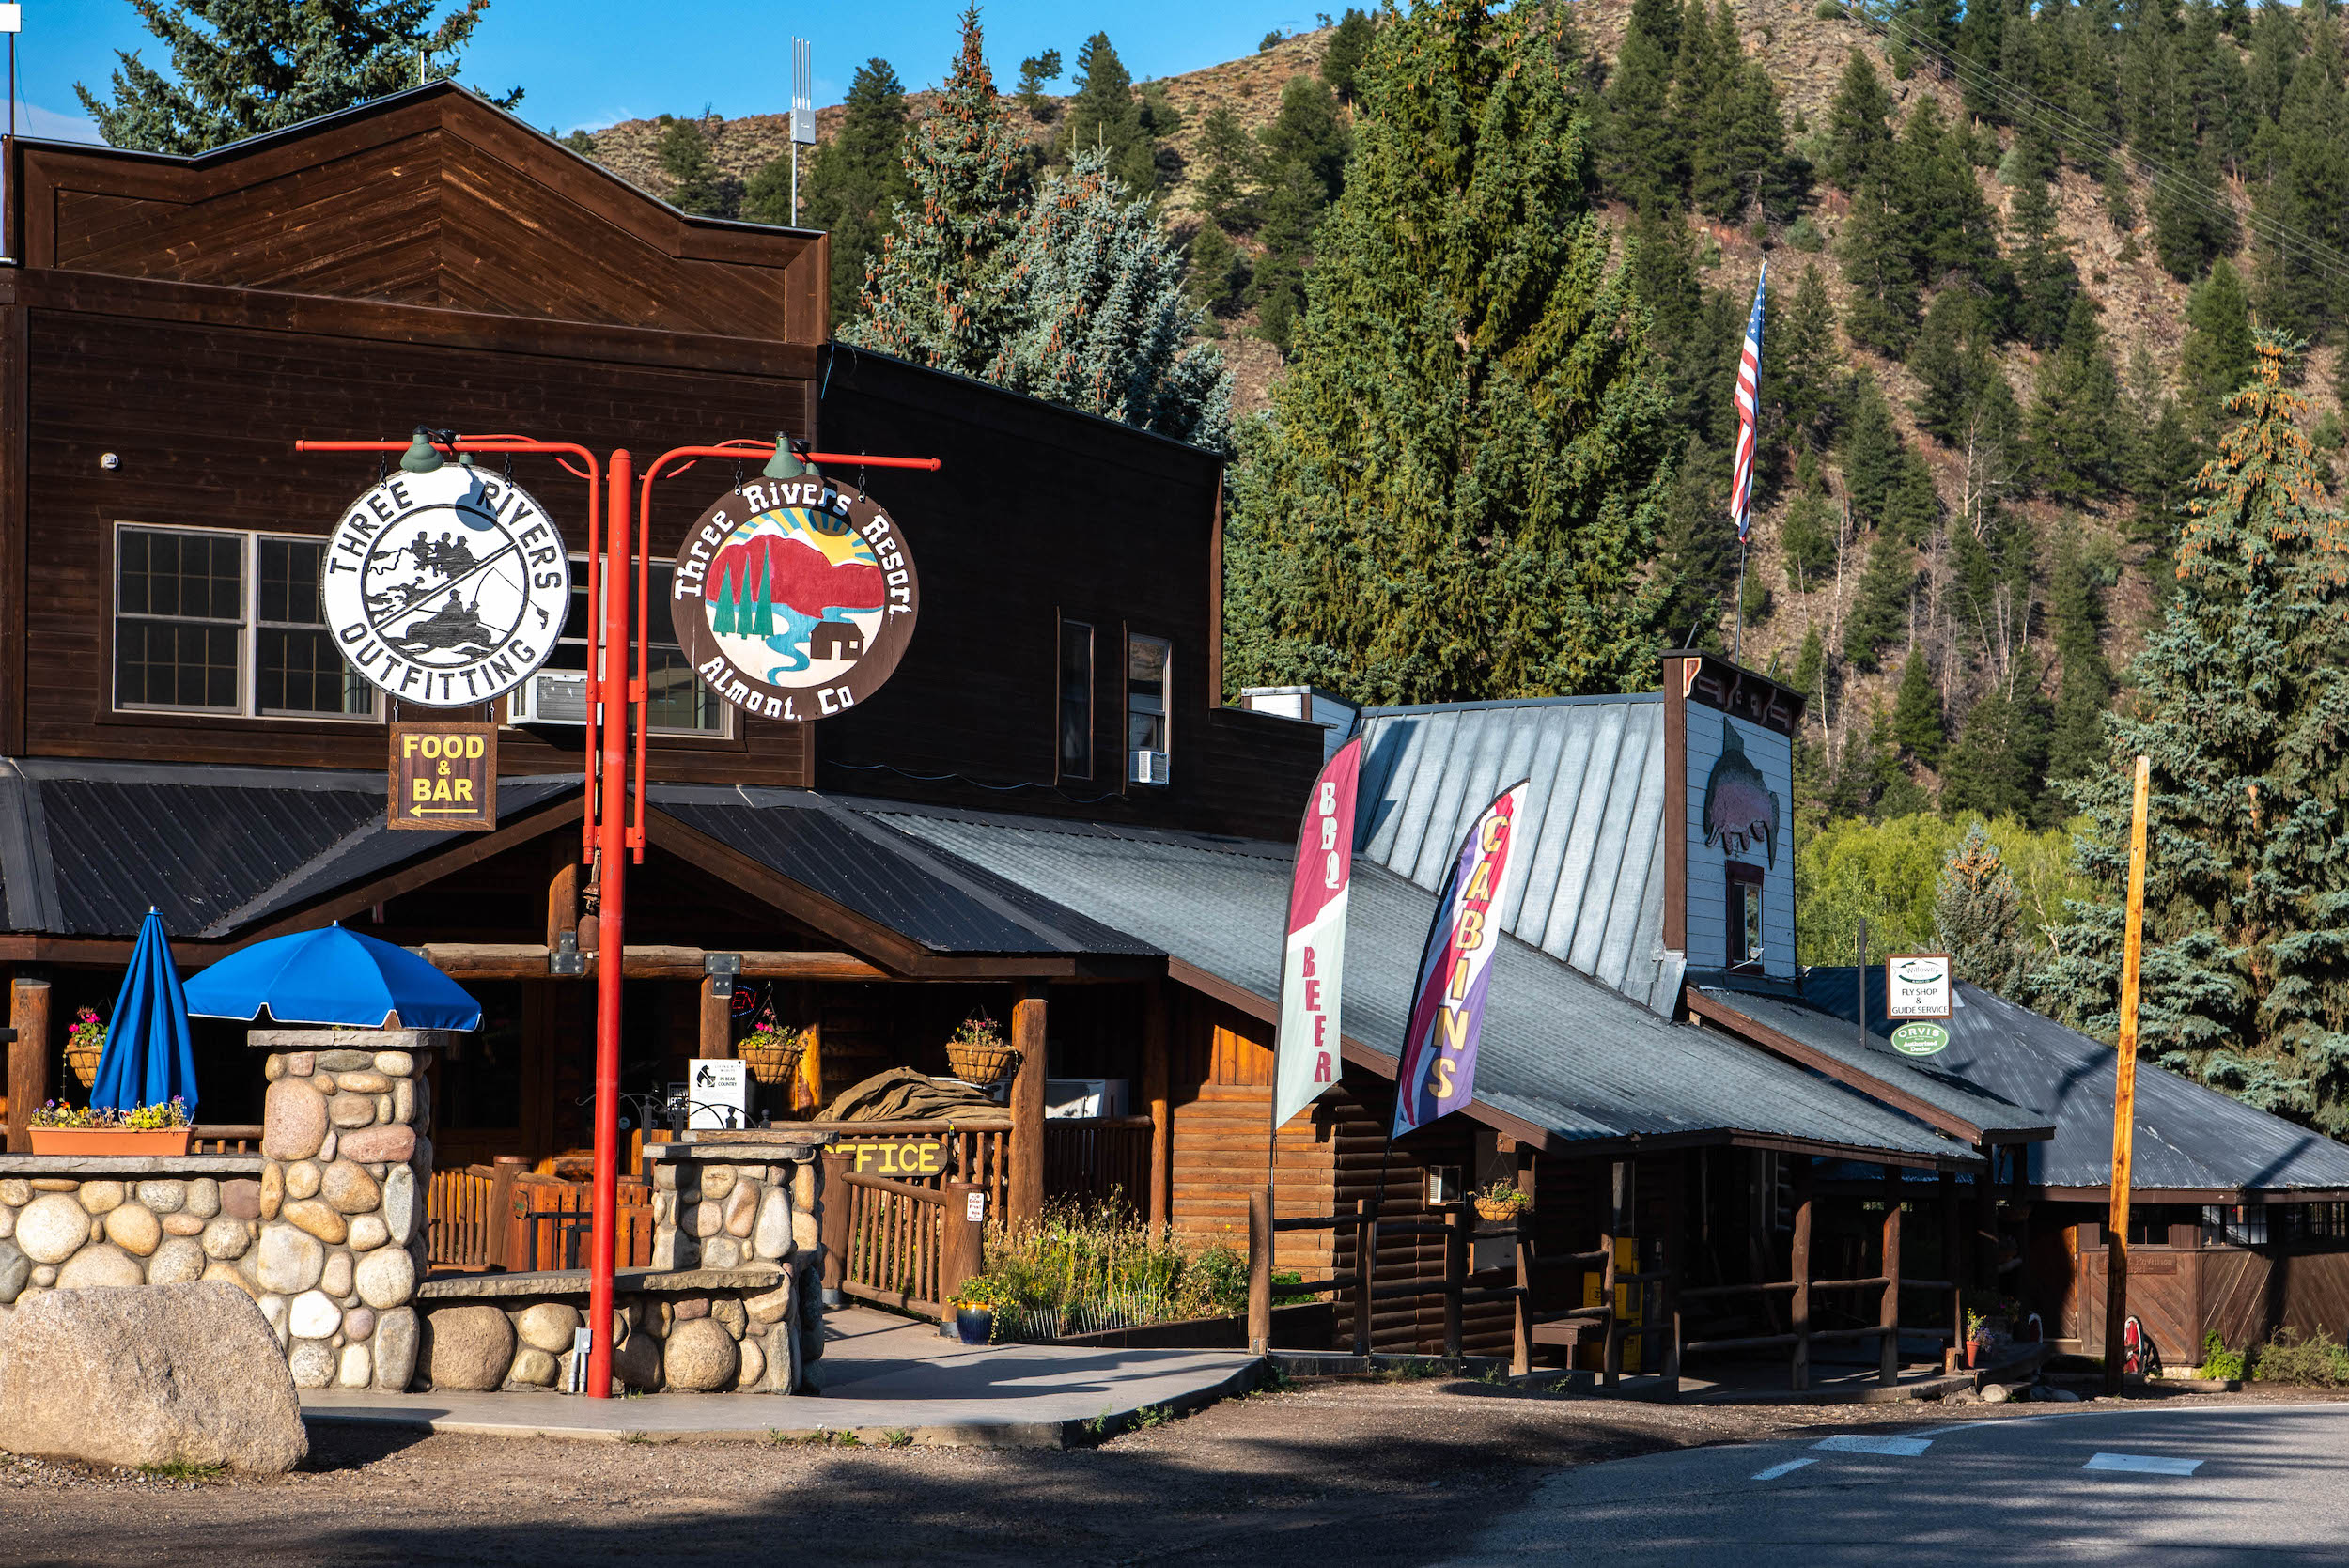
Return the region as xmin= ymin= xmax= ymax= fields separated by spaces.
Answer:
xmin=114 ymin=525 xmax=375 ymax=719
xmin=1058 ymin=618 xmax=1095 ymax=780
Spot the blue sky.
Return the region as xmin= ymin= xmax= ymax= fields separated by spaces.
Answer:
xmin=23 ymin=1 xmax=1323 ymax=143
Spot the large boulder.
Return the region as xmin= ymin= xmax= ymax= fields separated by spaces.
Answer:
xmin=662 ymin=1317 xmax=739 ymax=1391
xmin=0 ymin=1281 xmax=306 ymax=1472
xmin=422 ymin=1305 xmax=514 ymax=1392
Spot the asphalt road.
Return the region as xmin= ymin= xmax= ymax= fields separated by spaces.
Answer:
xmin=1455 ymin=1402 xmax=2349 ymax=1566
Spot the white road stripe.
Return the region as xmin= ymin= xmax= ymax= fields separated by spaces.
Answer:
xmin=1812 ymin=1435 xmax=1933 ymax=1456
xmin=2083 ymin=1452 xmax=2202 ymax=1476
xmin=1750 ymin=1457 xmax=1817 ymax=1481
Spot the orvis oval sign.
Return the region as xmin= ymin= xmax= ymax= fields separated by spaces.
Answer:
xmin=322 ymin=465 xmax=569 ymax=707
xmin=670 ymin=473 xmax=919 ymax=722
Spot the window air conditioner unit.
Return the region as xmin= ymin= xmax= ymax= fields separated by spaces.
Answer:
xmin=513 ymin=670 xmax=589 ymax=725
xmin=1129 ymin=749 xmax=1169 ymax=786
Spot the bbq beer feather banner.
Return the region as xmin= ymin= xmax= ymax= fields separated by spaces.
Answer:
xmin=1274 ymin=739 xmax=1362 ymax=1129
xmin=1392 ymin=779 xmax=1532 ymax=1138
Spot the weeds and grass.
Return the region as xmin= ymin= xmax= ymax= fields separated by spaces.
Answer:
xmin=2198 ymin=1330 xmax=2248 ymax=1382
xmin=1479 ymin=1362 xmax=1507 ymax=1386
xmin=879 ymin=1428 xmax=914 ymax=1449
xmin=1133 ymin=1403 xmax=1173 ymax=1429
xmin=830 ymin=1431 xmax=864 ymax=1448
xmin=1374 ymin=1358 xmax=1444 ymax=1384
xmin=618 ymin=1432 xmax=652 ymax=1446
xmin=2251 ymin=1327 xmax=2349 ymax=1387
xmin=136 ymin=1459 xmax=224 ymax=1483
xmin=1085 ymin=1406 xmax=1116 ymax=1435
xmin=1259 ymin=1361 xmax=1297 ymax=1395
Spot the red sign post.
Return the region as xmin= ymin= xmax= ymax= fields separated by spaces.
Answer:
xmin=297 ymin=429 xmax=938 ymax=1397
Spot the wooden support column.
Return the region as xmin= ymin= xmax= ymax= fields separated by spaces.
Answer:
xmin=1881 ymin=1165 xmax=1904 ymax=1386
xmin=1659 ymin=1153 xmax=1683 ymax=1396
xmin=1511 ymin=1146 xmax=1535 ymax=1376
xmin=546 ymin=840 xmax=582 ymax=954
xmin=1790 ymin=1155 xmax=1813 ymax=1391
xmin=1247 ymin=1186 xmax=1272 ymax=1355
xmin=1353 ymin=1198 xmax=1375 ymax=1357
xmin=818 ymin=1151 xmax=849 ymax=1307
xmin=1941 ymin=1170 xmax=1962 ymax=1364
xmin=698 ymin=976 xmax=734 ymax=1060
xmin=1601 ymin=1158 xmax=1626 ymax=1387
xmin=1442 ymin=1200 xmax=1465 ymax=1359
xmin=1009 ymin=982 xmax=1048 ymax=1233
xmin=1143 ymin=978 xmax=1171 ymax=1231
xmin=7 ymin=973 xmax=50 ymax=1155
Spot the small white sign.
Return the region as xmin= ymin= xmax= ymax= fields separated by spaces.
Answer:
xmin=1886 ymin=953 xmax=1953 ymax=1019
xmin=964 ymin=1190 xmax=986 ymax=1223
xmin=689 ymin=1057 xmax=750 ymax=1130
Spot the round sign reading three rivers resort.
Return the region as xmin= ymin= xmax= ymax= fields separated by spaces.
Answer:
xmin=321 ymin=465 xmax=569 ymax=707
xmin=670 ymin=473 xmax=919 ymax=721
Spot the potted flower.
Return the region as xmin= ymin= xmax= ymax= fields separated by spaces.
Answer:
xmin=943 ymin=1013 xmax=1019 ymax=1087
xmin=28 ymin=1096 xmax=193 ymax=1157
xmin=62 ymin=1007 xmax=106 ymax=1090
xmin=737 ymin=1019 xmax=807 ymax=1090
xmin=1964 ymin=1308 xmax=1990 ymax=1370
xmin=951 ymin=1276 xmax=1012 ymax=1346
xmin=1473 ymin=1177 xmax=1531 ymax=1223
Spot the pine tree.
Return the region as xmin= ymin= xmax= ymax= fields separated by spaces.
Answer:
xmin=1063 ymin=33 xmax=1159 ymax=194
xmin=1686 ymin=3 xmax=1801 ymax=223
xmin=1843 ymin=532 xmax=1916 ymax=672
xmin=749 ymin=559 xmax=775 ymax=637
xmin=2004 ymin=174 xmax=2077 ymax=350
xmin=1840 ymin=167 xmax=1921 ymax=355
xmin=1017 ymin=49 xmax=1063 ymax=117
xmin=1247 ymin=75 xmax=1353 ymax=359
xmin=1322 ymin=8 xmax=1376 ymax=102
xmin=991 ymin=149 xmax=1235 ymax=452
xmin=1891 ymin=649 xmax=1945 ymax=764
xmin=76 ymin=0 xmax=518 ymax=152
xmin=1824 ymin=49 xmax=1893 ymax=191
xmin=1655 ymin=435 xmax=1736 ymax=645
xmin=847 ymin=8 xmax=1032 ymax=377
xmin=1193 ymin=105 xmax=1260 ymax=230
xmin=2044 ymin=337 xmax=2349 ymax=1133
xmin=1907 ymin=287 xmax=1999 ymax=445
xmin=658 ymin=117 xmax=735 ymax=219
xmin=758 ymin=59 xmax=914 ymax=320
xmin=2181 ymin=257 xmax=2258 ymax=429
xmin=1225 ymin=0 xmax=1675 ymax=703
xmin=2043 ymin=519 xmax=2114 ymax=788
xmin=1601 ymin=0 xmax=1687 ymax=211
xmin=1781 ymin=488 xmax=1837 ymax=594
xmin=1187 ymin=222 xmax=1248 ymax=317
xmin=1935 ymin=821 xmax=2032 ymax=995
xmin=1940 ymin=653 xmax=2052 ymax=823
xmin=1778 ymin=264 xmax=1845 ymax=449
xmin=714 ymin=567 xmax=739 ymax=636
xmin=2029 ymin=296 xmax=2124 ymax=502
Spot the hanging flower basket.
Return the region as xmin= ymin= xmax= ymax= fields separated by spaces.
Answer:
xmin=943 ymin=1014 xmax=1019 ymax=1086
xmin=739 ymin=1026 xmax=808 ymax=1089
xmin=1473 ymin=1180 xmax=1531 ymax=1223
xmin=62 ymin=1007 xmax=106 ymax=1091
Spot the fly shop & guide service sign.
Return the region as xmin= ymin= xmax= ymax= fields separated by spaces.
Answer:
xmin=322 ymin=463 xmax=570 ymax=708
xmin=671 ymin=471 xmax=919 ymax=721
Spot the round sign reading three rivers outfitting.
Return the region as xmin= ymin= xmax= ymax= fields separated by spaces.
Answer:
xmin=671 ymin=474 xmax=918 ymax=721
xmin=321 ymin=465 xmax=570 ymax=706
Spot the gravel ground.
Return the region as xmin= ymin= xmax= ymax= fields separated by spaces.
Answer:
xmin=2 ymin=1377 xmax=2341 ymax=1567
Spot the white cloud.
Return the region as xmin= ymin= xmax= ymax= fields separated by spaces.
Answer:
xmin=17 ymin=101 xmax=101 ymax=144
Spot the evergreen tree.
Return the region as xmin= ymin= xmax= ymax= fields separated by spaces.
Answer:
xmin=847 ymin=8 xmax=1032 ymax=377
xmin=2029 ymin=296 xmax=2124 ymax=502
xmin=1322 ymin=8 xmax=1376 ymax=102
xmin=991 ymin=149 xmax=1235 ymax=452
xmin=1601 ymin=0 xmax=1687 ymax=211
xmin=758 ymin=58 xmax=914 ymax=321
xmin=656 ymin=118 xmax=733 ymax=218
xmin=1781 ymin=487 xmax=1838 ymax=594
xmin=1843 ymin=532 xmax=1917 ymax=671
xmin=2004 ymin=174 xmax=2078 ymax=350
xmin=1063 ymin=33 xmax=1159 ymax=194
xmin=714 ymin=567 xmax=739 ymax=635
xmin=1840 ymin=166 xmax=1921 ymax=355
xmin=76 ymin=0 xmax=518 ymax=153
xmin=1824 ymin=49 xmax=1893 ymax=191
xmin=749 ymin=559 xmax=775 ymax=637
xmin=1935 ymin=821 xmax=2032 ymax=995
xmin=1778 ymin=264 xmax=1845 ymax=450
xmin=1655 ymin=436 xmax=1736 ymax=645
xmin=2043 ymin=518 xmax=2114 ymax=788
xmin=1907 ymin=287 xmax=1999 ymax=445
xmin=1247 ymin=75 xmax=1353 ymax=358
xmin=1940 ymin=654 xmax=2053 ymax=823
xmin=2181 ymin=258 xmax=2258 ymax=428
xmin=1891 ymin=649 xmax=1946 ymax=764
xmin=1188 ymin=222 xmax=1248 ymax=317
xmin=1193 ymin=105 xmax=1260 ymax=230
xmin=1017 ymin=49 xmax=1063 ymax=117
xmin=2044 ymin=337 xmax=2349 ymax=1133
xmin=1225 ymin=0 xmax=1675 ymax=703
xmin=1684 ymin=2 xmax=1804 ymax=223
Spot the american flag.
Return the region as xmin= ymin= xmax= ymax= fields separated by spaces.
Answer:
xmin=1730 ymin=263 xmax=1766 ymax=544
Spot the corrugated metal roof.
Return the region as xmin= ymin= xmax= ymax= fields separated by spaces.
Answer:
xmin=651 ymin=785 xmax=1159 ymax=957
xmin=1353 ymin=695 xmax=1680 ymax=1013
xmin=870 ymin=802 xmax=1976 ymax=1162
xmin=1691 ymin=977 xmax=2053 ymax=1139
xmin=4 ymin=761 xmax=579 ymax=939
xmin=1799 ymin=968 xmax=2349 ymax=1194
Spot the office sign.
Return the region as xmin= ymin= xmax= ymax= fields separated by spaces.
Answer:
xmin=1887 ymin=953 xmax=1953 ymax=1020
xmin=323 ymin=464 xmax=569 ymax=706
xmin=836 ymin=1137 xmax=950 ymax=1179
xmin=388 ymin=722 xmax=496 ymax=831
xmin=671 ymin=471 xmax=919 ymax=721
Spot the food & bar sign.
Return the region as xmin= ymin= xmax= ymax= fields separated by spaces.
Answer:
xmin=671 ymin=470 xmax=919 ymax=721
xmin=389 ymin=723 xmax=496 ymax=831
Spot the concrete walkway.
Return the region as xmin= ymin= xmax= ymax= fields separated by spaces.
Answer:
xmin=299 ymin=1307 xmax=1260 ymax=1448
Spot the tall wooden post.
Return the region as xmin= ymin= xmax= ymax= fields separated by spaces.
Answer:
xmin=1009 ymin=982 xmax=1048 ymax=1234
xmin=818 ymin=1150 xmax=849 ymax=1307
xmin=1601 ymin=1158 xmax=1626 ymax=1387
xmin=1352 ymin=1197 xmax=1375 ymax=1356
xmin=1143 ymin=979 xmax=1172 ymax=1231
xmin=1659 ymin=1153 xmax=1683 ymax=1396
xmin=1940 ymin=1169 xmax=1962 ymax=1363
xmin=546 ymin=839 xmax=581 ymax=954
xmin=1880 ymin=1165 xmax=1904 ymax=1386
xmin=1442 ymin=1200 xmax=1465 ymax=1358
xmin=1511 ymin=1146 xmax=1535 ymax=1377
xmin=2104 ymin=753 xmax=2152 ymax=1395
xmin=1247 ymin=1186 xmax=1272 ymax=1355
xmin=7 ymin=973 xmax=50 ymax=1155
xmin=698 ymin=976 xmax=733 ymax=1060
xmin=941 ymin=1180 xmax=985 ymax=1306
xmin=1790 ymin=1155 xmax=1814 ymax=1391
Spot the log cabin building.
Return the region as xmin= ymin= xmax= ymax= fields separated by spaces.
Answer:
xmin=0 ymin=85 xmax=2341 ymax=1381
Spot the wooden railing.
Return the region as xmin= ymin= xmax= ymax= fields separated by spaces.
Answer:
xmin=192 ymin=1124 xmax=264 ymax=1155
xmin=1044 ymin=1116 xmax=1152 ymax=1213
xmin=817 ymin=1152 xmax=983 ymax=1321
xmin=426 ymin=1161 xmax=653 ymax=1274
xmin=1249 ymin=1194 xmax=1544 ymax=1365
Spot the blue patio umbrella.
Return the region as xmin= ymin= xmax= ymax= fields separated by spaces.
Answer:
xmin=184 ymin=924 xmax=482 ymax=1031
xmin=93 ymin=908 xmax=202 ymax=1117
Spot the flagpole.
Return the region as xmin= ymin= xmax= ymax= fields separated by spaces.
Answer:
xmin=1733 ymin=536 xmax=1749 ymax=661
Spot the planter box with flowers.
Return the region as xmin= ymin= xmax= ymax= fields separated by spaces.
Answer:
xmin=25 ymin=1095 xmax=193 ymax=1157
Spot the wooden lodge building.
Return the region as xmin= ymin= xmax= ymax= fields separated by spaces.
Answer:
xmin=2 ymin=85 xmax=2346 ymax=1382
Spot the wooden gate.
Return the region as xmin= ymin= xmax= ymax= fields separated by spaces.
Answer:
xmin=427 ymin=1162 xmax=653 ymax=1274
